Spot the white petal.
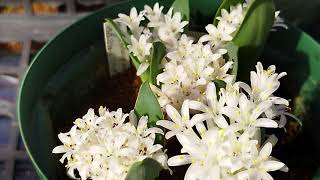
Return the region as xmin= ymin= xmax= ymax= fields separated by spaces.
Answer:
xmin=166 ymin=104 xmax=182 ymax=124
xmin=189 ymin=101 xmax=208 ymax=112
xmin=196 ymin=122 xmax=207 ymax=138
xmin=264 ymin=160 xmax=285 ymax=172
xmin=148 ymin=144 xmax=163 ymax=154
xmin=260 ymin=172 xmax=274 ymax=180
xmin=259 ymin=142 xmax=273 ymax=158
xmin=189 ymin=113 xmax=208 ymax=128
xmin=221 ymin=106 xmax=239 ymax=121
xmin=168 ymin=155 xmax=191 ymax=166
xmin=252 ymin=101 xmax=272 ymax=119
xmin=184 ymin=164 xmax=206 ymax=180
xmin=165 ymin=130 xmax=177 ymax=139
xmin=118 ymin=148 xmax=137 ymax=157
xmin=206 ymin=82 xmax=217 ymax=108
xmin=181 ymin=100 xmax=190 ymax=120
xmin=156 ymin=120 xmax=179 ymax=132
xmin=203 ymin=128 xmax=218 ymax=146
xmin=176 ymin=134 xmax=201 ymax=157
xmin=214 ymin=114 xmax=229 ymax=128
xmin=137 ymin=116 xmax=148 ymax=132
xmin=137 ymin=62 xmax=150 ymax=76
xmin=254 ymin=118 xmax=278 ymax=128
xmin=52 ymin=145 xmax=67 ymax=154
xmin=145 ymin=127 xmax=164 ymax=135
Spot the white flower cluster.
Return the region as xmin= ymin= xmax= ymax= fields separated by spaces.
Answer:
xmin=199 ymin=2 xmax=248 ymax=49
xmin=149 ymin=2 xmax=251 ymax=109
xmin=52 ymin=107 xmax=168 ymax=180
xmin=157 ymin=62 xmax=290 ymax=180
xmin=116 ymin=2 xmax=288 ymax=110
xmin=116 ymin=3 xmax=188 ymax=75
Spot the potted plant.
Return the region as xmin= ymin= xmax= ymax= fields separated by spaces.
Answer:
xmin=17 ymin=0 xmax=320 ymax=179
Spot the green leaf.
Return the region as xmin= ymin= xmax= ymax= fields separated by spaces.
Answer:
xmin=213 ymin=0 xmax=245 ymax=26
xmin=224 ymin=42 xmax=239 ymax=83
xmin=105 ymin=18 xmax=150 ymax=82
xmin=150 ymin=42 xmax=166 ymax=85
xmin=134 ymin=82 xmax=164 ymax=143
xmin=232 ymin=0 xmax=275 ymax=81
xmin=171 ymin=0 xmax=190 ymax=21
xmin=125 ymin=158 xmax=162 ymax=180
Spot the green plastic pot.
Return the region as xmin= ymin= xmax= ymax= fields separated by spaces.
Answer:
xmin=17 ymin=0 xmax=320 ymax=179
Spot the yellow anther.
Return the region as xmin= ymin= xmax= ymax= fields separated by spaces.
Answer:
xmin=172 ymin=114 xmax=178 ymax=119
xmin=252 ymin=158 xmax=258 ymax=165
xmin=218 ymin=129 xmax=225 ymax=140
xmin=191 ymin=159 xmax=196 ymax=163
xmin=256 ymin=143 xmax=261 ymax=148
xmin=182 ymin=116 xmax=188 ymax=121
xmin=267 ymin=69 xmax=273 ymax=75
xmin=250 ymin=117 xmax=255 ymax=123
xmin=200 ymin=130 xmax=205 ymax=139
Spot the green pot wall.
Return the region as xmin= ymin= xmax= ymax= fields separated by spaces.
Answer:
xmin=17 ymin=0 xmax=320 ymax=179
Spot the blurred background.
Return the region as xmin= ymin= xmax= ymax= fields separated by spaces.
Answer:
xmin=0 ymin=0 xmax=319 ymax=179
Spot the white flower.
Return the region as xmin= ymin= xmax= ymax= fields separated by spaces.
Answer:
xmin=247 ymin=62 xmax=287 ymax=103
xmin=158 ymin=8 xmax=188 ymax=47
xmin=211 ymin=58 xmax=234 ymax=84
xmin=168 ymin=128 xmax=224 ymax=180
xmin=271 ymin=11 xmax=288 ymax=31
xmin=144 ymin=3 xmax=164 ymax=27
xmin=127 ymin=34 xmax=152 ymax=75
xmin=189 ymin=82 xmax=230 ymax=130
xmin=156 ymin=60 xmax=188 ymax=85
xmin=117 ymin=7 xmax=145 ymax=37
xmin=157 ymin=100 xmax=204 ymax=139
xmin=220 ymin=83 xmax=240 ymax=107
xmin=221 ymin=94 xmax=278 ymax=136
xmin=199 ymin=24 xmax=233 ymax=46
xmin=199 ymin=1 xmax=248 ymax=49
xmin=53 ymin=107 xmax=168 ymax=180
xmin=166 ymin=34 xmax=194 ymax=62
xmin=237 ymin=62 xmax=294 ymax=128
xmin=219 ymin=132 xmax=258 ymax=173
xmin=236 ymin=143 xmax=287 ymax=180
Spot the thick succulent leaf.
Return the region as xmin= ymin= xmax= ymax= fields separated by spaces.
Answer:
xmin=134 ymin=82 xmax=164 ymax=144
xmin=150 ymin=42 xmax=166 ymax=85
xmin=171 ymin=0 xmax=190 ymax=21
xmin=213 ymin=0 xmax=245 ymax=26
xmin=225 ymin=42 xmax=239 ymax=83
xmin=232 ymin=0 xmax=275 ymax=82
xmin=125 ymin=158 xmax=162 ymax=180
xmin=105 ymin=18 xmax=150 ymax=82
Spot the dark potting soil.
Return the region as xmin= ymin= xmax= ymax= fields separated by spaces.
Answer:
xmin=52 ymin=66 xmax=318 ymax=179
